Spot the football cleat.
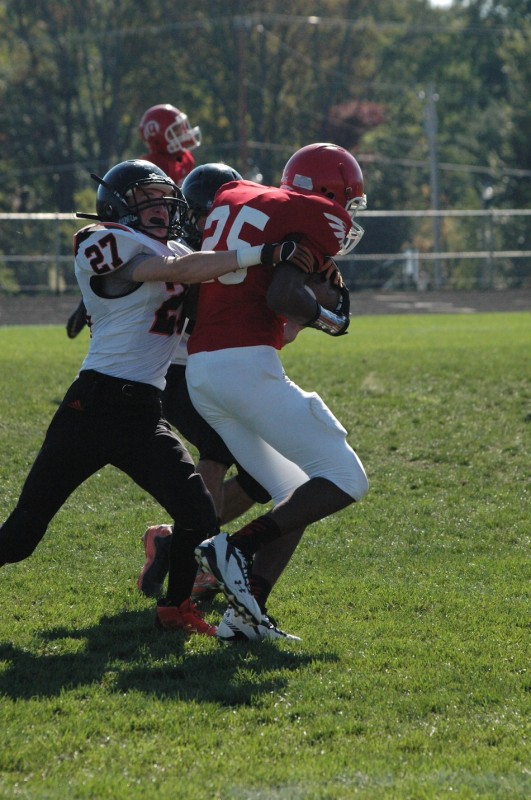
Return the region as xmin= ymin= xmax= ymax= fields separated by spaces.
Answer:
xmin=216 ymin=607 xmax=302 ymax=643
xmin=194 ymin=533 xmax=262 ymax=625
xmin=191 ymin=569 xmax=220 ymax=601
xmin=155 ymin=598 xmax=217 ymax=637
xmin=137 ymin=524 xmax=172 ymax=597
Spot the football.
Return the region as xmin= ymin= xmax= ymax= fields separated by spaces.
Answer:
xmin=304 ymin=272 xmax=341 ymax=312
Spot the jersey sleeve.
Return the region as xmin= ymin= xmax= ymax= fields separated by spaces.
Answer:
xmin=74 ymin=224 xmax=153 ymax=277
xmin=287 ymin=194 xmax=351 ymax=260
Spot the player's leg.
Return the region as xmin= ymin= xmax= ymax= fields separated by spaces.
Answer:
xmin=186 ymin=390 xmax=308 ymax=625
xmin=188 ymin=347 xmax=367 ymax=621
xmin=0 ymin=375 xmax=110 ymax=565
xmin=146 ymin=364 xmax=223 ymax=597
xmin=196 ymin=459 xmax=228 ymax=519
xmin=163 ymin=364 xmax=264 ymax=521
xmin=116 ymin=416 xmax=216 ymax=598
xmin=115 ymin=416 xmax=221 ymax=635
xmin=249 ymin=525 xmax=305 ymax=609
xmin=157 ymin=362 xmax=271 ymax=602
xmin=221 ymin=466 xmax=271 ymax=524
xmin=192 ymin=347 xmax=367 ymax=504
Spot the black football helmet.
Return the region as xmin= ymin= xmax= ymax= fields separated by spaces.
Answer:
xmin=180 ymin=162 xmax=242 ymax=249
xmin=90 ymin=159 xmax=188 ymax=240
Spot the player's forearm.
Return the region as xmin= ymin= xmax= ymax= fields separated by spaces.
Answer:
xmin=267 ymin=262 xmax=318 ymax=324
xmin=131 ymin=241 xmax=311 ymax=285
xmin=274 ymin=293 xmax=320 ymax=325
xmin=131 ymin=250 xmax=246 ymax=284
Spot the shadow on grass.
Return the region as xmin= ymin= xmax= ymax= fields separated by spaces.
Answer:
xmin=0 ymin=609 xmax=336 ymax=705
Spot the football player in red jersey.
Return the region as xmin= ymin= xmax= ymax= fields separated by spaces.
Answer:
xmin=66 ymin=103 xmax=202 ymax=339
xmin=138 ymin=103 xmax=201 ymax=187
xmin=187 ymin=143 xmax=370 ymax=641
xmin=137 ymin=165 xmax=340 ymax=640
xmin=0 ymin=158 xmax=312 ymax=637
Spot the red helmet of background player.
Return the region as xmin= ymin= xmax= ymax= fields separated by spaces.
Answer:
xmin=138 ymin=104 xmax=202 ymax=156
xmin=280 ymin=143 xmax=367 ymax=254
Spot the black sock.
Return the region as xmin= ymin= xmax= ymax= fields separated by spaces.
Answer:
xmin=228 ymin=515 xmax=282 ymax=559
xmin=249 ymin=573 xmax=273 ymax=613
xmin=165 ymin=528 xmax=204 ymax=606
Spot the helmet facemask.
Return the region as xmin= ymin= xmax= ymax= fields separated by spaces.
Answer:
xmin=166 ymin=112 xmax=202 ymax=153
xmin=340 ymin=195 xmax=367 ymax=255
xmin=125 ymin=181 xmax=188 ymax=240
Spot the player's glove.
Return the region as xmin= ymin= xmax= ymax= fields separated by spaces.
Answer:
xmin=334 ymin=284 xmax=351 ymax=318
xmin=260 ymin=241 xmax=314 ymax=273
xmin=303 ymin=263 xmax=351 ymax=336
xmin=321 ymin=257 xmax=344 ymax=285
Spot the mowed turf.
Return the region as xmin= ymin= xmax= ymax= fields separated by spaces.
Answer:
xmin=0 ymin=312 xmax=529 ymax=800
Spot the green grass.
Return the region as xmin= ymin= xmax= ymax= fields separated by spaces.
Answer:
xmin=0 ymin=314 xmax=529 ymax=799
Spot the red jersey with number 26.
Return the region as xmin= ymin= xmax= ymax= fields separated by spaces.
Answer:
xmin=187 ymin=180 xmax=352 ymax=354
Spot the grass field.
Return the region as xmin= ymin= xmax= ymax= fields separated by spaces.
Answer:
xmin=0 ymin=313 xmax=529 ymax=799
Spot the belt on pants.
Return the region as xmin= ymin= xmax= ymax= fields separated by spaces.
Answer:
xmin=79 ymin=369 xmax=162 ymax=404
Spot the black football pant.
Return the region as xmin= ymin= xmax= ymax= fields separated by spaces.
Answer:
xmin=0 ymin=370 xmax=218 ymax=603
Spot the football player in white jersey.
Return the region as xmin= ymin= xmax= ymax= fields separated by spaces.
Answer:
xmin=0 ymin=159 xmax=312 ymax=637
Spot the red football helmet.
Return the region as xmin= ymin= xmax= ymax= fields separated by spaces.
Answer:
xmin=280 ymin=143 xmax=367 ymax=254
xmin=138 ymin=104 xmax=202 ymax=156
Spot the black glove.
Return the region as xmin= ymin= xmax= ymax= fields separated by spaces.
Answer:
xmin=334 ymin=284 xmax=351 ymax=318
xmin=260 ymin=241 xmax=314 ymax=273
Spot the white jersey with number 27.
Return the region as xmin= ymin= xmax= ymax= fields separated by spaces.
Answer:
xmin=74 ymin=222 xmax=189 ymax=389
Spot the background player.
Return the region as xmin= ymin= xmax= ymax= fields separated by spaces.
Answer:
xmin=138 ymin=103 xmax=201 ymax=185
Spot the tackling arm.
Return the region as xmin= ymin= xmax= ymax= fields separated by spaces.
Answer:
xmin=130 ymin=242 xmax=312 ymax=285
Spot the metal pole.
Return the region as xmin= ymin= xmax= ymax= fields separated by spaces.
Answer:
xmin=235 ymin=17 xmax=250 ymax=176
xmin=424 ymin=83 xmax=443 ymax=288
xmin=480 ymin=186 xmax=494 ymax=289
